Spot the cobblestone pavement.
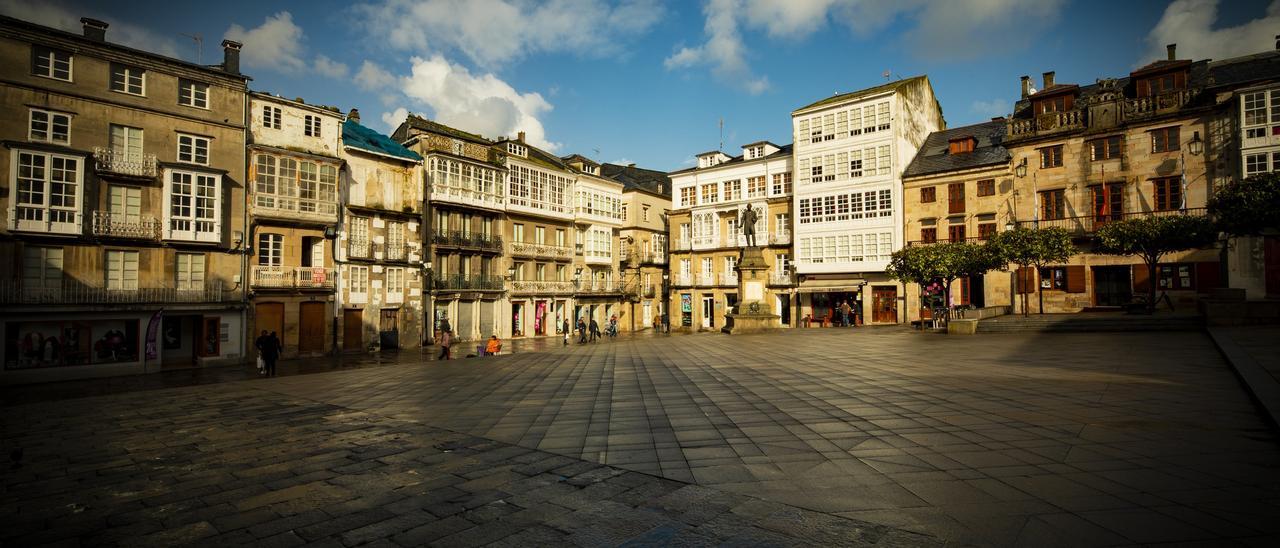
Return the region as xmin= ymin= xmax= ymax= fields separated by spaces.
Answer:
xmin=259 ymin=329 xmax=1280 ymax=546
xmin=1 ymin=379 xmax=938 ymax=547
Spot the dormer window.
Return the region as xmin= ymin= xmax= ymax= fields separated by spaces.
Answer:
xmin=746 ymin=145 xmax=764 ymax=159
xmin=1138 ymin=71 xmax=1186 ymax=97
xmin=507 ymin=143 xmax=527 ymax=157
xmin=948 ymin=137 xmax=976 ymax=154
xmin=1035 ymin=95 xmax=1072 ymax=114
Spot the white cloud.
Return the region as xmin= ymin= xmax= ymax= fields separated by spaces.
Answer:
xmin=354 ymin=0 xmax=663 ymax=68
xmin=667 ymin=0 xmax=1065 ymax=91
xmin=224 ymin=12 xmax=307 ymax=72
xmin=0 ymin=0 xmax=180 ymax=57
xmin=381 ymin=107 xmax=410 ymax=132
xmin=356 ymin=61 xmax=398 ymax=91
xmin=970 ymin=98 xmax=1009 ymax=119
xmin=1144 ymin=0 xmax=1280 ymax=64
xmin=662 ymin=0 xmax=770 ymax=95
xmin=611 ymin=158 xmax=634 ymax=166
xmin=314 ymin=55 xmax=349 ymax=79
xmin=389 ymin=55 xmax=560 ymax=151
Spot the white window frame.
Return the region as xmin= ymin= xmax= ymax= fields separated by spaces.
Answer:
xmin=106 ymin=250 xmax=139 ymax=291
xmin=108 ymin=185 xmax=142 ymax=223
xmin=176 ymin=252 xmax=206 ymax=290
xmin=258 ymin=233 xmax=283 ymax=266
xmin=304 ymin=115 xmax=321 ymax=138
xmin=349 ymin=265 xmax=370 ymax=303
xmin=263 ymin=105 xmax=282 ymax=130
xmin=385 ymin=267 xmax=405 ymax=303
xmin=29 ymin=109 xmax=70 ymax=145
xmin=22 ymin=246 xmax=63 ymax=297
xmin=33 ymin=45 xmax=72 ymax=81
xmin=164 ymin=169 xmax=221 ymax=242
xmin=177 ymin=133 xmax=210 ymax=166
xmin=110 ymin=63 xmax=146 ymax=96
xmin=178 ymin=79 xmax=210 ymax=109
xmin=9 ymin=150 xmax=82 ymax=234
xmin=109 ymin=125 xmax=145 ymax=162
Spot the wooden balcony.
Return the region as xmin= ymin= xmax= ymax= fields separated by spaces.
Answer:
xmin=252 ymin=266 xmax=335 ymax=290
xmin=92 ymin=211 xmax=161 ymax=240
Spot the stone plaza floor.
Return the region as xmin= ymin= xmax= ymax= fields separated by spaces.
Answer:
xmin=4 ymin=328 xmax=1280 ymax=546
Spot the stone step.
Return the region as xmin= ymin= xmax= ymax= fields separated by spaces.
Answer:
xmin=977 ymin=317 xmax=1203 ymax=333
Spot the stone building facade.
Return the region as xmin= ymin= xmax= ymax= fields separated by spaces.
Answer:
xmin=0 ymin=16 xmax=249 ymax=383
xmin=395 ymin=115 xmax=506 ymax=343
xmin=246 ymin=92 xmax=344 ymax=358
xmin=604 ymin=163 xmax=672 ymax=332
xmin=790 ymin=77 xmax=944 ymax=325
xmin=337 ymin=112 xmax=425 ymax=351
xmin=901 ymin=119 xmax=1013 ymax=321
xmin=668 ymin=142 xmax=794 ymax=331
xmin=564 ymin=156 xmax=627 ymax=330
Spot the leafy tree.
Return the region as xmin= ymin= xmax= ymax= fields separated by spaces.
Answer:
xmin=1208 ymin=172 xmax=1280 ymax=237
xmin=887 ymin=241 xmax=1004 ymax=326
xmin=1207 ymin=173 xmax=1280 ymax=287
xmin=1095 ymin=214 xmax=1217 ymax=311
xmin=988 ymin=227 xmax=1076 ymax=315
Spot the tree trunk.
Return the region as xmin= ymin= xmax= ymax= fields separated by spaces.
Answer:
xmin=1219 ymin=237 xmax=1231 ymax=288
xmin=1037 ymin=267 xmax=1045 ymax=315
xmin=1146 ymin=255 xmax=1159 ymax=313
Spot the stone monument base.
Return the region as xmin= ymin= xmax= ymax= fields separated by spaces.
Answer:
xmin=721 ymin=312 xmax=780 ymax=334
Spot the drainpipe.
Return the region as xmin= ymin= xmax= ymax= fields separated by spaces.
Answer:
xmin=239 ymin=89 xmax=250 ymax=363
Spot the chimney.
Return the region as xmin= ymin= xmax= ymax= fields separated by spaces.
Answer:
xmin=627 ymin=163 xmax=636 ymax=168
xmin=517 ymin=131 xmax=526 ymax=143
xmin=991 ymin=116 xmax=1005 ymax=122
xmin=221 ymin=39 xmax=242 ymax=75
xmin=1042 ymin=71 xmax=1055 ymax=89
xmin=1167 ymin=43 xmax=1177 ymax=60
xmin=347 ymin=108 xmax=360 ymax=123
xmin=81 ymin=17 xmax=107 ymax=42
xmin=1020 ymin=75 xmax=1031 ymax=98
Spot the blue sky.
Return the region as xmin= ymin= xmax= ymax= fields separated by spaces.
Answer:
xmin=5 ymin=0 xmax=1278 ymax=170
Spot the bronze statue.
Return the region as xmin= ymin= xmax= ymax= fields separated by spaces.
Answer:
xmin=739 ymin=203 xmax=758 ymax=247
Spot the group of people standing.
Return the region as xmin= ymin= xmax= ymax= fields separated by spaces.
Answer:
xmin=564 ymin=315 xmax=617 ymax=345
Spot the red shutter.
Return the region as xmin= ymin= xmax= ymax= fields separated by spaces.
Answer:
xmin=1017 ymin=267 xmax=1036 ymax=294
xmin=1132 ymin=264 xmax=1150 ymax=293
xmin=1066 ymin=265 xmax=1086 ymax=293
xmin=1195 ymin=262 xmax=1220 ymax=293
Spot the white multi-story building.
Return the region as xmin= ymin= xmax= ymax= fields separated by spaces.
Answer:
xmin=1230 ymin=80 xmax=1280 ymax=298
xmin=790 ymin=76 xmax=943 ymax=325
xmin=668 ymin=141 xmax=794 ymax=330
xmin=564 ymin=155 xmax=626 ymax=326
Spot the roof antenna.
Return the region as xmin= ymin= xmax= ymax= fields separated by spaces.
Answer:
xmin=883 ymin=70 xmax=890 ymax=81
xmin=718 ymin=117 xmax=723 ymax=151
xmin=180 ymin=32 xmax=202 ymax=63
xmin=592 ymin=147 xmax=600 ymax=157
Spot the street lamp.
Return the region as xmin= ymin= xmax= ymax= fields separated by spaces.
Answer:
xmin=1005 ymin=221 xmax=1016 ymax=232
xmin=1188 ymin=131 xmax=1204 ymax=156
xmin=1014 ymin=157 xmax=1028 ymax=178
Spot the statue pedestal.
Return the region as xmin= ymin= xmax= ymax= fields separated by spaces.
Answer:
xmin=722 ymin=246 xmax=780 ymax=334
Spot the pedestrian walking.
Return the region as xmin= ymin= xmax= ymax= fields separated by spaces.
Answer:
xmin=577 ymin=318 xmax=587 ymax=344
xmin=253 ymin=330 xmax=268 ymax=375
xmin=589 ymin=318 xmax=601 ymax=342
xmin=261 ymin=331 xmax=282 ymax=377
xmin=562 ymin=319 xmax=570 ymax=346
xmin=840 ymin=301 xmax=852 ymax=327
xmin=437 ymin=329 xmax=452 ymax=360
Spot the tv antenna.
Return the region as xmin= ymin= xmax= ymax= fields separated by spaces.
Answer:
xmin=718 ymin=117 xmax=723 ymax=151
xmin=180 ymin=33 xmax=202 ymax=64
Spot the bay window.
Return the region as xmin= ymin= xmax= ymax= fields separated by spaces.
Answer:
xmin=10 ymin=150 xmax=81 ymax=234
xmin=165 ymin=170 xmax=220 ymax=242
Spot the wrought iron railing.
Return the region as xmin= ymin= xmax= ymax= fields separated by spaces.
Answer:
xmin=510 ymin=242 xmax=573 ymax=260
xmin=1016 ymin=207 xmax=1207 ymax=235
xmin=510 ymin=280 xmax=576 ymax=294
xmin=433 ymin=274 xmax=504 ymax=290
xmin=0 ymin=280 xmax=232 ymax=304
xmin=92 ymin=211 xmax=161 ymax=240
xmin=252 ymin=266 xmax=335 ymax=290
xmin=432 ymin=231 xmax=503 ymax=251
xmin=93 ymin=148 xmax=157 ymax=177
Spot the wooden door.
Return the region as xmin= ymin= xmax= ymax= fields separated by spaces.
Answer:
xmin=343 ymin=309 xmax=363 ymax=352
xmin=872 ymin=287 xmax=897 ymax=323
xmin=255 ymin=303 xmax=285 ymax=355
xmin=1267 ymin=236 xmax=1280 ymax=297
xmin=379 ymin=309 xmax=399 ymax=349
xmin=298 ymin=302 xmax=325 ymax=353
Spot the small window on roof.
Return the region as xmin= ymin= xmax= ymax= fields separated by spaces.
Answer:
xmin=948 ymin=137 xmax=976 ymax=154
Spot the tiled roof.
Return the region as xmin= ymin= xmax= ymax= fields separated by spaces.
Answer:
xmin=396 ymin=114 xmax=491 ymax=145
xmin=601 ymin=163 xmax=672 ymax=198
xmin=793 ymin=76 xmax=927 ymax=114
xmin=902 ymin=120 xmax=1010 ymax=179
xmin=668 ymin=144 xmax=793 ymax=176
xmin=496 ymin=138 xmax=569 ymax=172
xmin=342 ymin=119 xmax=422 ymax=162
xmin=1208 ymin=50 xmax=1280 ymax=89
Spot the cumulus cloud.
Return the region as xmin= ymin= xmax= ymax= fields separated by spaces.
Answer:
xmin=225 ymin=12 xmax=308 ymax=72
xmin=381 ymin=107 xmax=410 ymax=132
xmin=663 ymin=0 xmax=770 ymax=95
xmin=314 ymin=55 xmax=349 ymax=79
xmin=970 ymin=98 xmax=1010 ymax=119
xmin=356 ymin=61 xmax=398 ymax=91
xmin=0 ymin=0 xmax=180 ymax=58
xmin=354 ymin=0 xmax=664 ymax=68
xmin=667 ymin=0 xmax=1066 ymax=91
xmin=1144 ymin=0 xmax=1280 ymax=64
xmin=364 ymin=55 xmax=560 ymax=151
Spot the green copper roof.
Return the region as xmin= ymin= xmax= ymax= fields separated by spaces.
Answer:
xmin=343 ymin=119 xmax=422 ymax=162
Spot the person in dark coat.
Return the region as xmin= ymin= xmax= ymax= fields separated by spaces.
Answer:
xmin=577 ymin=318 xmax=587 ymax=344
xmin=260 ymin=331 xmax=282 ymax=377
xmin=562 ymin=318 xmax=571 ymax=346
xmin=589 ymin=318 xmax=601 ymax=342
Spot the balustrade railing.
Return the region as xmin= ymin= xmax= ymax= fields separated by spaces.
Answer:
xmin=509 ymin=280 xmax=576 ymax=294
xmin=252 ymin=266 xmax=335 ymax=290
xmin=1 ymin=280 xmax=231 ymax=304
xmin=510 ymin=242 xmax=573 ymax=259
xmin=1017 ymin=207 xmax=1207 ymax=235
xmin=93 ymin=148 xmax=157 ymax=177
